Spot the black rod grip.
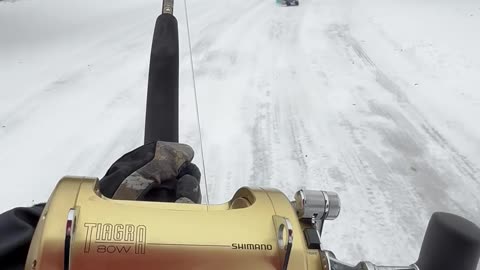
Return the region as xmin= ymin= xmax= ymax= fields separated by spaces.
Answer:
xmin=144 ymin=13 xmax=179 ymax=144
xmin=416 ymin=212 xmax=480 ymax=270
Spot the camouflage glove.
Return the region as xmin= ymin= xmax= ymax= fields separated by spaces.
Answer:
xmin=99 ymin=141 xmax=201 ymax=203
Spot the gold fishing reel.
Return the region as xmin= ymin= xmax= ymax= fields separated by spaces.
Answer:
xmin=25 ymin=177 xmax=341 ymax=270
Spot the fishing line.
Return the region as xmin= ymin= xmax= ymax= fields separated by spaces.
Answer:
xmin=182 ymin=0 xmax=210 ymax=207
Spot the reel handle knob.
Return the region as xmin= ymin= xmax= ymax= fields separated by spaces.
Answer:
xmin=294 ymin=190 xmax=341 ymax=221
xmin=416 ymin=212 xmax=480 ymax=270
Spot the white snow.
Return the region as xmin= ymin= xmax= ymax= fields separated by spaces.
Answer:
xmin=1 ymin=0 xmax=479 ymax=267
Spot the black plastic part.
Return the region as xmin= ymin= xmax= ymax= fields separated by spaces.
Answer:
xmin=416 ymin=212 xmax=480 ymax=270
xmin=144 ymin=13 xmax=179 ymax=144
xmin=63 ymin=234 xmax=70 ymax=270
xmin=304 ymin=228 xmax=321 ymax=249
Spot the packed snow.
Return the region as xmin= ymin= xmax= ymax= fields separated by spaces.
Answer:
xmin=1 ymin=0 xmax=479 ymax=267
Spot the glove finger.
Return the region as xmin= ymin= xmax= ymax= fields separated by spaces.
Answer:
xmin=135 ymin=141 xmax=194 ymax=183
xmin=178 ymin=162 xmax=201 ymax=181
xmin=175 ymin=174 xmax=201 ymax=204
xmin=99 ymin=140 xmax=198 ymax=202
xmin=100 ymin=142 xmax=157 ymax=198
xmin=141 ymin=180 xmax=177 ymax=202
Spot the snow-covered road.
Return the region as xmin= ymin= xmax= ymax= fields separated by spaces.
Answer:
xmin=1 ymin=0 xmax=479 ymax=267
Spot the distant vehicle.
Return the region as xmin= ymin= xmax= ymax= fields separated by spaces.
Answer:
xmin=286 ymin=0 xmax=299 ymax=6
xmin=276 ymin=0 xmax=299 ymax=6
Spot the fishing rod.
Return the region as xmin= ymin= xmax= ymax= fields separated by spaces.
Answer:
xmin=24 ymin=1 xmax=480 ymax=270
xmin=144 ymin=0 xmax=179 ymax=144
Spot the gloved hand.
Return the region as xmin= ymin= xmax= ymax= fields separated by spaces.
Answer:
xmin=0 ymin=141 xmax=202 ymax=270
xmin=99 ymin=141 xmax=202 ymax=203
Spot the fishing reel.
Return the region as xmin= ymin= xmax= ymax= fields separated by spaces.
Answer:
xmin=26 ymin=177 xmax=335 ymax=270
xmin=24 ymin=177 xmax=480 ymax=270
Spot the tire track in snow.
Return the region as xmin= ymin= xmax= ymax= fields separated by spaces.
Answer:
xmin=287 ymin=105 xmax=309 ymax=183
xmin=283 ymin=8 xmax=310 ymax=185
xmin=264 ymin=4 xmax=311 ymax=191
xmin=250 ymin=97 xmax=274 ymax=187
xmin=248 ymin=3 xmax=298 ymax=188
xmin=328 ymin=23 xmax=479 ymax=183
xmin=249 ymin=64 xmax=275 ymax=188
xmin=326 ymin=23 xmax=480 ymax=224
xmin=337 ymin=117 xmax=396 ymax=228
xmin=420 ymin=124 xmax=478 ymax=181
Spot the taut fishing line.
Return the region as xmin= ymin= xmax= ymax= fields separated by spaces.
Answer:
xmin=182 ymin=0 xmax=210 ymax=206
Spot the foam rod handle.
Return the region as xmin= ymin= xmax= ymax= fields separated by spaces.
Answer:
xmin=144 ymin=13 xmax=179 ymax=144
xmin=416 ymin=212 xmax=480 ymax=270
